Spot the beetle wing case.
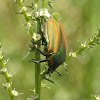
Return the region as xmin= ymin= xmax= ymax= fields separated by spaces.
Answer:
xmin=46 ymin=19 xmax=67 ymax=73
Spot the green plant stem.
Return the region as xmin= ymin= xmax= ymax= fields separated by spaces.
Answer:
xmin=18 ymin=1 xmax=41 ymax=99
xmin=42 ymin=0 xmax=48 ymax=8
xmin=34 ymin=0 xmax=48 ymax=99
xmin=35 ymin=39 xmax=41 ymax=100
xmin=65 ymin=29 xmax=100 ymax=62
xmin=18 ymin=0 xmax=33 ymax=36
xmin=0 ymin=59 xmax=14 ymax=100
xmin=34 ymin=3 xmax=41 ymax=100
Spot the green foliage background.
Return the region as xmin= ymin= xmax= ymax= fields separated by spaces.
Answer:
xmin=0 ymin=0 xmax=100 ymax=100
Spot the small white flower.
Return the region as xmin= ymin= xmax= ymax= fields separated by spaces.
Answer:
xmin=72 ymin=52 xmax=77 ymax=57
xmin=4 ymin=60 xmax=7 ymax=65
xmin=64 ymin=63 xmax=68 ymax=66
xmin=41 ymin=83 xmax=46 ymax=88
xmin=41 ymin=83 xmax=50 ymax=89
xmin=32 ymin=33 xmax=41 ymax=41
xmin=90 ymin=38 xmax=93 ymax=42
xmin=21 ymin=7 xmax=27 ymax=12
xmin=81 ymin=42 xmax=87 ymax=48
xmin=7 ymin=72 xmax=16 ymax=78
xmin=27 ymin=22 xmax=31 ymax=28
xmin=12 ymin=88 xmax=19 ymax=96
xmin=0 ymin=55 xmax=3 ymax=60
xmin=26 ymin=12 xmax=31 ymax=17
xmin=30 ymin=88 xmax=36 ymax=93
xmin=39 ymin=9 xmax=50 ymax=17
xmin=69 ymin=52 xmax=72 ymax=57
xmin=7 ymin=73 xmax=13 ymax=78
xmin=95 ymin=96 xmax=100 ymax=100
xmin=35 ymin=12 xmax=40 ymax=18
xmin=3 ymin=83 xmax=11 ymax=89
xmin=1 ymin=68 xmax=7 ymax=73
xmin=69 ymin=52 xmax=77 ymax=57
xmin=34 ymin=4 xmax=37 ymax=8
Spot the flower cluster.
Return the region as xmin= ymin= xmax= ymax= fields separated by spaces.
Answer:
xmin=16 ymin=0 xmax=53 ymax=42
xmin=68 ymin=52 xmax=77 ymax=58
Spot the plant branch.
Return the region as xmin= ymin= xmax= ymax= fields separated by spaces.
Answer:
xmin=34 ymin=3 xmax=41 ymax=100
xmin=65 ymin=28 xmax=100 ymax=62
xmin=0 ymin=45 xmax=14 ymax=100
xmin=42 ymin=0 xmax=48 ymax=8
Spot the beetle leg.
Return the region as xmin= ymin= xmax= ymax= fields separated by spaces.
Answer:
xmin=46 ymin=70 xmax=52 ymax=77
xmin=35 ymin=46 xmax=47 ymax=56
xmin=33 ymin=45 xmax=53 ymax=57
xmin=29 ymin=59 xmax=50 ymax=63
xmin=55 ymin=70 xmax=62 ymax=76
xmin=30 ymin=41 xmax=47 ymax=57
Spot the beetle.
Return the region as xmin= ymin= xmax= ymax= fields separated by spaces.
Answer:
xmin=30 ymin=18 xmax=67 ymax=75
xmin=45 ymin=18 xmax=67 ymax=74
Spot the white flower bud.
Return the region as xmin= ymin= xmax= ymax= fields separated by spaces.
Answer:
xmin=0 ymin=55 xmax=4 ymax=60
xmin=7 ymin=73 xmax=13 ymax=78
xmin=32 ymin=33 xmax=41 ymax=41
xmin=39 ymin=9 xmax=50 ymax=17
xmin=41 ymin=83 xmax=46 ymax=88
xmin=26 ymin=12 xmax=31 ymax=17
xmin=72 ymin=52 xmax=77 ymax=57
xmin=68 ymin=52 xmax=77 ymax=57
xmin=69 ymin=52 xmax=72 ymax=57
xmin=81 ymin=42 xmax=87 ymax=48
xmin=3 ymin=83 xmax=11 ymax=89
xmin=35 ymin=12 xmax=39 ymax=18
xmin=21 ymin=7 xmax=27 ymax=12
xmin=2 ymin=68 xmax=7 ymax=72
xmin=95 ymin=96 xmax=100 ymax=100
xmin=12 ymin=89 xmax=19 ymax=96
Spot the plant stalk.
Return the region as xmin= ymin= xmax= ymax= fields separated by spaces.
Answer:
xmin=42 ymin=0 xmax=48 ymax=8
xmin=0 ymin=60 xmax=14 ymax=100
xmin=35 ymin=40 xmax=41 ymax=100
xmin=34 ymin=0 xmax=48 ymax=99
xmin=34 ymin=3 xmax=41 ymax=100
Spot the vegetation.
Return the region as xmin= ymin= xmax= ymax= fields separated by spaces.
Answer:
xmin=0 ymin=0 xmax=100 ymax=100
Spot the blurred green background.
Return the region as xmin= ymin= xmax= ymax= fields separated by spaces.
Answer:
xmin=0 ymin=0 xmax=100 ymax=100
